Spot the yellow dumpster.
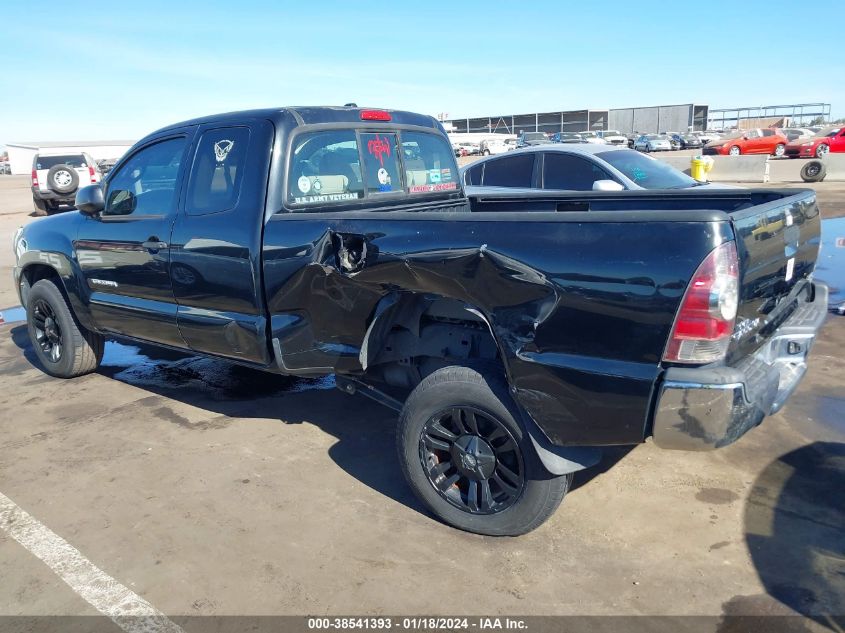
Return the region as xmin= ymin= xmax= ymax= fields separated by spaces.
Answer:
xmin=690 ymin=155 xmax=714 ymax=182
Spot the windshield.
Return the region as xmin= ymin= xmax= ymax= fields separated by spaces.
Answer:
xmin=596 ymin=150 xmax=699 ymax=189
xmin=604 ymin=130 xmax=622 ymax=136
xmin=821 ymin=127 xmax=842 ymax=138
xmin=522 ymin=132 xmax=546 ymax=141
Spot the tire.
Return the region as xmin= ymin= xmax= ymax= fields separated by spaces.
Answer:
xmin=46 ymin=164 xmax=79 ymax=195
xmin=800 ymin=160 xmax=826 ymax=183
xmin=397 ymin=365 xmax=572 ymax=536
xmin=773 ymin=144 xmax=785 ymax=157
xmin=32 ymin=196 xmax=47 ymax=215
xmin=482 ymin=150 xmax=490 ymax=156
xmin=816 ymin=144 xmax=829 ymax=158
xmin=729 ymin=146 xmax=741 ymax=156
xmin=26 ymin=279 xmax=104 ymax=378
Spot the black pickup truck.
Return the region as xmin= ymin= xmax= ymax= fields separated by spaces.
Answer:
xmin=12 ymin=106 xmax=827 ymax=536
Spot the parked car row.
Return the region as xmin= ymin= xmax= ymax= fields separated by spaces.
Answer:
xmin=455 ymin=124 xmax=843 ymax=160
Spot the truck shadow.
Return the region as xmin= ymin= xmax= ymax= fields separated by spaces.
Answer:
xmin=744 ymin=441 xmax=845 ymax=628
xmin=10 ymin=328 xmax=630 ymax=523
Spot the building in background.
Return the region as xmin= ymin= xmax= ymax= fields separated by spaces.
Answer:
xmin=445 ymin=104 xmax=707 ymax=136
xmin=444 ymin=102 xmax=833 ymax=136
xmin=608 ymin=104 xmax=708 ymax=134
xmin=5 ymin=140 xmax=134 ymax=175
xmin=707 ymin=103 xmax=831 ymax=131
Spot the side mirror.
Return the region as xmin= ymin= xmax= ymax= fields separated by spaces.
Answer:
xmin=593 ymin=180 xmax=625 ymax=192
xmin=75 ymin=185 xmax=104 ymax=216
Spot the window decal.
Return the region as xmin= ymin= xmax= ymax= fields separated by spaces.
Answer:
xmin=367 ymin=135 xmax=391 ymax=166
xmin=409 ymin=182 xmax=458 ymax=193
xmin=214 ymin=139 xmax=234 ymax=162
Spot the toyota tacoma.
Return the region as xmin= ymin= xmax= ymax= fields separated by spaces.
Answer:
xmin=12 ymin=106 xmax=827 ymax=536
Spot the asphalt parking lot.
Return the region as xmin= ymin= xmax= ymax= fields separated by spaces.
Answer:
xmin=0 ymin=174 xmax=843 ymax=628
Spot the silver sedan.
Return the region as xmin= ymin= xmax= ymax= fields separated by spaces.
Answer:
xmin=460 ymin=144 xmax=726 ymax=192
xmin=633 ymin=134 xmax=673 ymax=152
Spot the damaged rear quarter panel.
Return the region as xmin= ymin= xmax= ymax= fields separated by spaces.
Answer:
xmin=263 ymin=212 xmax=731 ymax=446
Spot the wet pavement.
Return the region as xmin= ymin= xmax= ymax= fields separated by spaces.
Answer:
xmin=0 ymin=191 xmax=842 ymax=624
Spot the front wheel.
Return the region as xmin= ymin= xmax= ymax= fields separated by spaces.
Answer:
xmin=773 ymin=144 xmax=785 ymax=157
xmin=816 ymin=144 xmax=829 ymax=158
xmin=729 ymin=146 xmax=741 ymax=156
xmin=26 ymin=279 xmax=104 ymax=378
xmin=397 ymin=365 xmax=572 ymax=536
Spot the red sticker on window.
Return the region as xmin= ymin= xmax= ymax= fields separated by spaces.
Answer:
xmin=409 ymin=182 xmax=458 ymax=193
xmin=367 ymin=135 xmax=391 ymax=167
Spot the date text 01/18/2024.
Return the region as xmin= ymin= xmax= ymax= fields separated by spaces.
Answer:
xmin=306 ymin=617 xmax=527 ymax=630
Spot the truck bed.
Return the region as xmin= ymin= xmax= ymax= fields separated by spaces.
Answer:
xmin=264 ymin=188 xmax=821 ymax=447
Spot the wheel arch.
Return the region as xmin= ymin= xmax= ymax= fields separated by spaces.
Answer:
xmin=17 ymin=254 xmax=97 ymax=332
xmin=360 ymin=291 xmax=512 ymax=385
xmin=360 ymin=291 xmax=602 ymax=476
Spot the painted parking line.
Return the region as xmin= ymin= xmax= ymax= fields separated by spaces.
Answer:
xmin=0 ymin=491 xmax=183 ymax=633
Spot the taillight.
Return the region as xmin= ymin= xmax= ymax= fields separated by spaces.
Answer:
xmin=360 ymin=109 xmax=391 ymax=121
xmin=31 ymin=170 xmax=38 ymax=187
xmin=88 ymin=165 xmax=96 ymax=183
xmin=664 ymin=241 xmax=739 ymax=364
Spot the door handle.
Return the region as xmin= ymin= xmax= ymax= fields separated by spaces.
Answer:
xmin=142 ymin=238 xmax=168 ymax=252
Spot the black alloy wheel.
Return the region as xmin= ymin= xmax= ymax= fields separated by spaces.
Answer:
xmin=31 ymin=298 xmax=63 ymax=362
xmin=420 ymin=406 xmax=525 ymax=514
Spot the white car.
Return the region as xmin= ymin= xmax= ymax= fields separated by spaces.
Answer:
xmin=634 ymin=134 xmax=672 ymax=152
xmin=479 ymin=137 xmax=513 ymax=155
xmin=579 ymin=131 xmax=608 ymax=145
xmin=31 ymin=152 xmax=102 ymax=213
xmin=600 ymin=130 xmax=628 ymax=146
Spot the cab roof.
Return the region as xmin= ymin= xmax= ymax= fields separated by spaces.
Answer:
xmin=151 ymin=106 xmax=443 ymax=136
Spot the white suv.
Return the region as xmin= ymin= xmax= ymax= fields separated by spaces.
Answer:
xmin=31 ymin=152 xmax=101 ymax=213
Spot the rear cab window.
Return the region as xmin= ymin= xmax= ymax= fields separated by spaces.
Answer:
xmin=286 ymin=127 xmax=458 ymax=210
xmin=34 ymin=155 xmax=87 ymax=170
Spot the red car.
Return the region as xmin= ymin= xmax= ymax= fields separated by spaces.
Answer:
xmin=702 ymin=128 xmax=788 ymax=156
xmin=785 ymin=126 xmax=845 ymax=158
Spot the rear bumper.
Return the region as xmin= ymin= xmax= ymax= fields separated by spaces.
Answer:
xmin=652 ymin=282 xmax=828 ymax=451
xmin=32 ymin=187 xmax=76 ymax=203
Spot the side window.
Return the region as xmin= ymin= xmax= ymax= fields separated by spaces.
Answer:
xmin=104 ymin=137 xmax=186 ymax=216
xmin=543 ymin=153 xmax=612 ymax=191
xmin=186 ymin=127 xmax=250 ymax=215
xmin=288 ymin=131 xmax=363 ymax=206
xmin=482 ymin=155 xmax=534 ymax=188
xmin=360 ymin=132 xmax=402 ymax=195
xmin=465 ymin=163 xmax=483 ymax=185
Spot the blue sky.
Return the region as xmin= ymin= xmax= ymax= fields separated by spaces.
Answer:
xmin=1 ymin=0 xmax=841 ymax=143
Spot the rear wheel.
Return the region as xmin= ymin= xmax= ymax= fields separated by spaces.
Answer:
xmin=397 ymin=365 xmax=572 ymax=536
xmin=26 ymin=279 xmax=104 ymax=378
xmin=729 ymin=146 xmax=741 ymax=156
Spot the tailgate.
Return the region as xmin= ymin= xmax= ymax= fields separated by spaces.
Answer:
xmin=727 ymin=189 xmax=821 ymax=363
